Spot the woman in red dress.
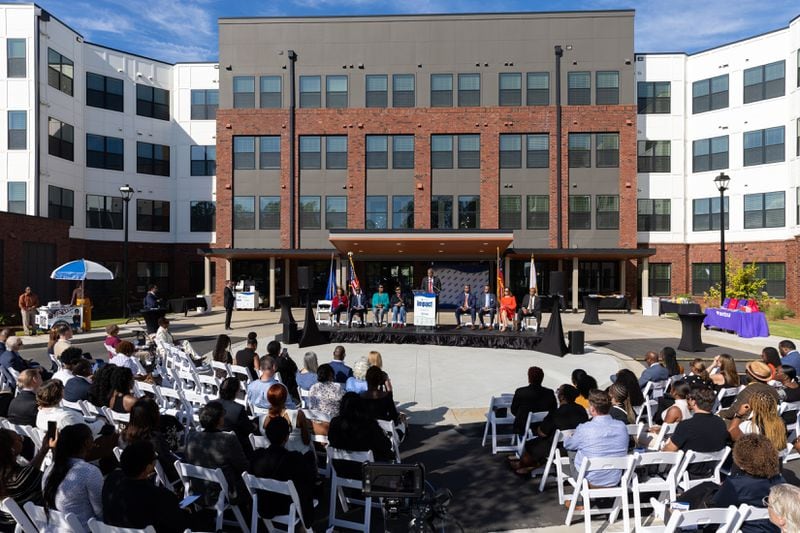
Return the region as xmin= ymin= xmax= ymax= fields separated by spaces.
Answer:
xmin=499 ymin=288 xmax=517 ymax=332
xmin=331 ymin=287 xmax=349 ymax=326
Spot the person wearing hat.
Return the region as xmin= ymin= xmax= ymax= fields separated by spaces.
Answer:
xmin=719 ymin=361 xmax=780 ymax=421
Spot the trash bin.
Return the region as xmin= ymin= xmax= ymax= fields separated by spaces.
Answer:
xmin=568 ymin=330 xmax=584 ymax=355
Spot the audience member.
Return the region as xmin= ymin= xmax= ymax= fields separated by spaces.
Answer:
xmin=107 ymin=366 xmax=138 ymax=413
xmin=345 ymin=358 xmax=370 ymax=394
xmin=217 ymin=377 xmax=256 ymax=451
xmin=608 ymin=382 xmax=634 ymax=424
xmin=53 ymin=347 xmax=83 ymax=385
xmin=269 ymin=340 xmax=299 ymax=403
xmin=639 ymin=351 xmax=668 ymax=388
xmin=361 ymin=366 xmax=403 ymax=425
xmin=729 ymin=391 xmax=786 ymax=452
xmin=104 ymin=324 xmax=122 ymax=351
xmin=0 ymin=336 xmax=44 ymax=376
xmin=308 ymin=364 xmax=344 ymax=419
xmin=7 ymin=369 xmax=42 ymax=426
xmin=510 ymin=366 xmax=557 ymax=435
xmin=109 ymin=341 xmax=141 ymax=375
xmin=610 ymin=369 xmax=645 ymax=408
xmin=36 ymin=380 xmax=104 ymax=435
xmin=246 ymin=355 xmax=294 ymax=410
xmin=42 ymin=423 xmax=103 ymax=524
xmin=262 ymin=384 xmax=311 ymax=456
xmin=331 ymin=286 xmax=349 ymax=325
xmin=767 ymin=484 xmax=800 ymax=532
xmin=0 ymin=328 xmax=10 ymax=353
xmin=762 ymin=347 xmax=782 ymax=380
xmin=709 ymin=353 xmax=741 ymax=389
xmin=328 ymin=392 xmax=394 ymax=477
xmin=120 ymin=397 xmax=181 ymax=482
xmin=63 ymin=359 xmax=92 ymax=402
xmin=778 ymin=340 xmax=800 ymax=376
xmin=52 ymin=324 xmax=74 ymax=358
xmin=0 ymin=428 xmax=52 ymax=530
xmin=660 ymin=347 xmax=683 ymax=376
xmin=721 ymin=361 xmax=780 ymax=420
xmin=155 ymin=318 xmax=174 ymax=345
xmin=368 ymin=350 xmax=392 ymax=391
xmin=575 ymin=374 xmax=598 ymax=409
xmin=235 ymin=337 xmax=259 ymax=381
xmin=295 ymin=351 xmax=319 ymax=391
xmin=45 ymin=327 xmax=59 ymax=357
xmin=662 ymin=380 xmax=692 ymax=424
xmin=775 ymin=365 xmax=800 ymax=409
xmin=685 ymin=359 xmax=712 ymax=389
xmin=102 ymin=440 xmax=189 ymax=532
xmin=212 ymin=334 xmax=233 ymax=365
xmin=329 ymin=345 xmax=353 ymax=383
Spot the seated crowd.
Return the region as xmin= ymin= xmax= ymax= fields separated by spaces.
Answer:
xmin=0 ymin=321 xmax=406 ymax=532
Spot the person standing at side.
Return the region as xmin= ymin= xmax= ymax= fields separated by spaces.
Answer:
xmin=223 ymin=280 xmax=235 ymax=331
xmin=18 ymin=286 xmax=39 ymax=336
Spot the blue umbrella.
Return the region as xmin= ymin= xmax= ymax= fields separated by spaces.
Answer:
xmin=50 ymin=259 xmax=114 ymax=281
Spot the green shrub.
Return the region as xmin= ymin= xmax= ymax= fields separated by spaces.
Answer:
xmin=762 ymin=298 xmax=796 ymax=321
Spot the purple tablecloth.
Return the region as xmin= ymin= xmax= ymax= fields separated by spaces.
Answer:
xmin=703 ymin=308 xmax=769 ymax=338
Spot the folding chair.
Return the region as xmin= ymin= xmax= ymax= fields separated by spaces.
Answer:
xmin=647 ymin=422 xmax=677 ymax=451
xmin=88 ymin=518 xmax=156 ymax=533
xmin=104 ymin=344 xmax=117 ymax=359
xmin=23 ymin=501 xmax=85 ymax=532
xmin=642 ymin=380 xmax=668 ymax=401
xmin=732 ymin=504 xmax=770 ymax=532
xmin=638 ymin=399 xmax=659 ymax=427
xmin=242 ymin=474 xmax=309 ymax=533
xmin=1 ymin=497 xmax=37 ymax=533
xmin=174 ymin=460 xmax=250 ymax=533
xmin=316 ymin=300 xmax=333 ymax=325
xmin=784 ymin=412 xmax=800 ymax=463
xmin=513 ymin=411 xmax=549 ymax=459
xmin=327 ymin=447 xmax=375 ymax=532
xmin=61 ymin=399 xmax=84 ymax=413
xmin=630 ymin=450 xmax=684 ymax=532
xmin=481 ymin=395 xmax=517 ymax=454
xmin=538 ymin=429 xmax=575 ymax=496
xmin=564 ymin=454 xmax=635 ymax=533
xmin=78 ymin=399 xmax=100 ymax=417
xmin=520 ymin=315 xmax=538 ymax=331
xmin=249 ymin=434 xmax=270 ymax=450
xmin=660 ymin=502 xmax=739 ymax=533
xmin=298 ymin=386 xmax=311 ymax=409
xmin=211 ymin=360 xmax=232 ymax=379
xmin=714 ymin=386 xmax=744 ymax=413
xmin=312 ymin=434 xmax=331 ymax=477
xmin=377 ymin=419 xmax=402 ymax=462
xmin=100 ymin=406 xmax=130 ymax=431
xmin=676 ymin=446 xmax=731 ymax=490
xmin=229 ymin=364 xmax=253 ymax=384
xmin=116 ymin=445 xmax=176 ymax=492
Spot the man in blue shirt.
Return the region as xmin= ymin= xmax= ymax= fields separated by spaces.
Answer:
xmin=328 ymin=345 xmax=352 ymax=384
xmin=564 ymin=389 xmax=629 ymax=488
xmin=638 ymin=351 xmax=669 ymax=389
xmin=246 ymin=355 xmax=295 ymax=409
xmin=779 ymin=340 xmax=800 ymax=376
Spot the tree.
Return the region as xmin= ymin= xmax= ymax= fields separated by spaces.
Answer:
xmin=704 ymin=261 xmax=766 ymax=307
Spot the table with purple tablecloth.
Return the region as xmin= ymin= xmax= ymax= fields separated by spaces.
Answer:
xmin=703 ymin=308 xmax=769 ymax=338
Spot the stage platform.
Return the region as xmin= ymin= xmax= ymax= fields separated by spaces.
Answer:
xmin=318 ymin=324 xmax=543 ymax=351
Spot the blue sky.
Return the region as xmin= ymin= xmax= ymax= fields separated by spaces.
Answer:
xmin=22 ymin=0 xmax=800 ymax=63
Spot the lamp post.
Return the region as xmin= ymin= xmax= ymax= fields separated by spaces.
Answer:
xmin=714 ymin=172 xmax=730 ymax=303
xmin=119 ymin=184 xmax=134 ymax=317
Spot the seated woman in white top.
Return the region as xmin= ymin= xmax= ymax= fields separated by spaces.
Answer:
xmin=108 ymin=341 xmax=144 ymax=376
xmin=35 ymin=380 xmax=105 ymax=436
xmin=661 ymin=380 xmax=693 ymax=424
xmin=154 ymin=318 xmax=174 ymax=345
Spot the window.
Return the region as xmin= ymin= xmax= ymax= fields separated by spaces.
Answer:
xmin=299 ymin=136 xmax=321 ymax=169
xmin=596 ymin=133 xmax=619 ymax=167
xmin=526 ymin=195 xmax=549 ymax=229
xmin=527 ymin=72 xmax=549 ymax=106
xmin=458 ymin=195 xmax=479 ymax=229
xmin=650 ymin=264 xmax=671 ymax=296
xmin=458 ymin=74 xmax=480 ymax=107
xmin=299 ymin=76 xmax=321 ymax=108
xmin=500 ymin=135 xmax=522 ymax=168
xmin=430 ymin=195 xmax=452 ymax=229
xmin=326 ymin=75 xmax=348 ymax=108
xmin=7 ymin=182 xmax=25 ymax=214
xmin=392 ymin=74 xmax=415 ymax=107
xmin=47 ymin=185 xmax=73 ymax=224
xmin=7 ymin=39 xmax=25 ymax=78
xmin=86 ymin=194 xmax=122 ymax=229
xmin=392 ymin=196 xmax=414 ymax=229
xmin=596 ymin=71 xmax=619 ymax=105
xmin=325 ymin=196 xmax=347 ymax=229
xmin=136 ymin=199 xmax=170 ymax=232
xmin=259 ymin=196 xmax=280 ymax=229
xmin=136 ymin=84 xmax=169 ymax=120
xmin=190 ymin=89 xmax=218 ymax=119
xmin=499 ymin=73 xmax=522 ymax=106
xmin=233 ymin=196 xmax=255 ymax=230
xmin=527 ymin=134 xmax=549 ymax=168
xmin=431 ymin=135 xmax=453 ymax=169
xmin=693 ymin=197 xmax=729 ymax=231
xmin=499 ymin=195 xmax=521 ymax=230
xmin=637 ymin=199 xmax=671 ymax=231
xmin=86 ymin=73 xmax=123 ymax=112
xmin=430 ymin=74 xmax=452 ymax=107
xmin=326 ymin=136 xmax=347 ymax=170
xmin=190 ymin=145 xmax=216 ymax=176
xmin=190 ymin=201 xmax=215 ymax=232
xmin=569 ymin=195 xmax=591 ymax=229
xmin=366 ymin=196 xmax=388 ymax=230
xmin=692 ymin=263 xmax=721 ymax=295
xmin=637 ymin=82 xmax=670 ymax=114
xmin=259 ymin=136 xmax=280 ymax=170
xmin=137 ymin=142 xmax=170 ymax=176
xmin=637 ymin=141 xmax=670 ymax=172
xmin=137 ymin=262 xmax=169 ymax=295
xmin=392 ymin=136 xmax=414 ymax=169
xmin=233 ymin=76 xmax=255 ymax=108
xmin=299 ymin=196 xmax=321 ymax=229
xmin=744 ymin=126 xmax=785 ymax=166
xmin=568 ymin=72 xmax=590 ymax=105
xmin=86 ymin=134 xmax=123 ymax=171
xmin=47 ymin=48 xmax=73 ymax=96
xmin=596 ymin=195 xmax=619 ymax=229
xmin=692 ymin=74 xmax=728 ymax=113
xmin=233 ymin=137 xmax=255 ymax=170
xmin=458 ymin=135 xmax=480 ymax=169
xmin=743 ymin=60 xmax=785 ymax=103
xmin=744 ymin=191 xmax=784 ymax=229
xmin=48 ymin=117 xmax=74 ymax=161
xmin=753 ymin=263 xmax=785 ymax=298
xmin=568 ymin=133 xmax=590 ymax=168
xmin=693 ymin=135 xmax=729 ymax=172
xmin=366 ymin=75 xmax=387 ymax=108
xmin=366 ymin=136 xmax=388 ymax=169
xmin=259 ymin=76 xmax=281 ymax=108
xmin=8 ymin=111 xmax=26 ymax=150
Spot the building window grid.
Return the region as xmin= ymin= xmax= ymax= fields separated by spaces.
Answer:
xmin=744 ymin=191 xmax=784 ymax=229
xmin=638 ymin=141 xmax=671 ymax=173
xmin=458 ymin=195 xmax=479 ymax=229
xmin=392 ymin=195 xmax=414 ymax=229
xmin=259 ymin=136 xmax=280 ymax=170
xmin=457 ymin=73 xmax=480 ymax=107
xmin=259 ymin=76 xmax=281 ymax=108
xmin=299 ymin=76 xmax=321 ymax=108
xmin=233 ymin=76 xmax=255 ymax=108
xmin=430 ymin=195 xmax=453 ymax=229
xmin=48 ymin=117 xmax=74 ymax=161
xmin=457 ymin=135 xmax=480 ymax=169
xmin=499 ymin=195 xmax=521 ymax=230
xmin=650 ymin=264 xmax=671 ymax=296
xmin=191 ymin=145 xmax=216 ymax=176
xmin=743 ymin=60 xmax=785 ymax=104
xmin=136 ymin=84 xmax=170 ymax=120
xmin=692 ymin=263 xmax=721 ymax=295
xmin=693 ymin=136 xmax=729 ymax=173
xmin=692 ymin=74 xmax=728 ymax=114
xmin=744 ymin=126 xmax=785 ymax=167
xmin=596 ymin=195 xmax=619 ymax=229
xmin=637 ymin=199 xmax=671 ymax=232
xmin=299 ymin=136 xmax=321 ymax=170
xmin=500 ymin=135 xmax=522 ymax=168
xmin=431 ymin=135 xmax=453 ymax=169
xmin=526 ymin=195 xmax=549 ymax=230
xmin=568 ymin=71 xmax=591 ymax=105
xmin=7 ymin=182 xmax=25 ymax=214
xmin=527 ymin=134 xmax=549 ymax=168
xmin=136 ymin=142 xmax=170 ymax=177
xmin=392 ymin=74 xmax=415 ymax=107
xmin=499 ymin=73 xmax=522 ymax=106
xmin=595 ymin=133 xmax=620 ymax=168
xmin=637 ymin=81 xmax=670 ymax=114
xmin=366 ymin=196 xmax=388 ymax=230
xmin=47 ymin=185 xmax=73 ymax=224
xmin=693 ymin=197 xmax=729 ymax=232
xmin=595 ymin=71 xmax=619 ymax=105
xmin=190 ymin=89 xmax=218 ymax=120
xmin=233 ymin=196 xmax=255 ymax=230
xmin=325 ymin=136 xmax=348 ymax=170
xmin=259 ymin=197 xmax=281 ymax=229
xmin=326 ymin=75 xmax=348 ymax=108
xmin=325 ymin=196 xmax=347 ymax=229
xmin=392 ymin=136 xmax=414 ymax=169
xmin=366 ymin=75 xmax=387 ymax=108
xmin=569 ymin=195 xmax=591 ymax=229
xmin=568 ymin=133 xmax=591 ymax=168
xmin=366 ymin=135 xmax=388 ymax=169
xmin=526 ymin=72 xmax=549 ymax=106
xmin=8 ymin=111 xmax=26 ymax=150
xmin=189 ymin=201 xmax=215 ymax=232
xmin=136 ymin=199 xmax=170 ymax=232
xmin=7 ymin=39 xmax=25 ymax=78
xmin=86 ymin=72 xmax=123 ymax=112
xmin=47 ymin=48 xmax=73 ymax=96
xmin=753 ymin=262 xmax=785 ymax=298
xmin=299 ymin=196 xmax=321 ymax=229
xmin=86 ymin=133 xmax=123 ymax=171
xmin=86 ymin=194 xmax=122 ymax=230
xmin=233 ymin=137 xmax=256 ymax=170
xmin=430 ymin=74 xmax=452 ymax=107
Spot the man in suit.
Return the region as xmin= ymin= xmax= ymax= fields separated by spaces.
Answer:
xmin=779 ymin=339 xmax=800 ymax=376
xmin=63 ymin=359 xmax=92 ymax=402
xmin=455 ymin=284 xmax=477 ymax=329
xmin=7 ymin=369 xmax=42 ymax=426
xmin=638 ymin=351 xmax=669 ymax=388
xmin=223 ymin=280 xmax=235 ymax=330
xmin=143 ymin=284 xmax=160 ymax=309
xmin=510 ymin=366 xmax=557 ymax=436
xmin=516 ymin=287 xmax=542 ymax=332
xmin=348 ymin=286 xmax=367 ymax=327
xmin=477 ymin=284 xmax=498 ymax=330
xmin=419 ymin=267 xmax=442 ymax=295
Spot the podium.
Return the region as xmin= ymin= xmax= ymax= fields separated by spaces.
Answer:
xmin=413 ymin=291 xmax=437 ymax=327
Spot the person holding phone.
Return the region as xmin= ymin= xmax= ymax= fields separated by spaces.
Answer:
xmin=0 ymin=428 xmax=55 ymax=529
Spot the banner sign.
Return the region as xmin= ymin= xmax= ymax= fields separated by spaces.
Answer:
xmin=413 ymin=291 xmax=437 ymax=326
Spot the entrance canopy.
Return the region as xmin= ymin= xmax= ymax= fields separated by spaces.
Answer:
xmin=327 ymin=230 xmax=514 ymax=260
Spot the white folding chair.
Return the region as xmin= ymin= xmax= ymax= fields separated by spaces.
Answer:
xmin=732 ymin=504 xmax=770 ymax=532
xmin=714 ymin=386 xmax=744 ymax=413
xmin=377 ymin=419 xmax=402 ymax=462
xmin=78 ymin=399 xmax=100 ymax=417
xmin=229 ymin=364 xmax=253 ymax=384
xmin=784 ymin=412 xmax=800 ymax=463
xmin=104 ymin=344 xmax=117 ymax=359
xmin=777 ymin=400 xmax=800 ymax=418
xmin=24 ymin=501 xmax=85 ymax=532
xmin=88 ymin=517 xmax=156 ymax=533
xmin=49 ymin=353 xmax=63 ymax=371
xmin=481 ymin=395 xmax=517 ymax=454
xmin=520 ymin=315 xmax=538 ymax=331
xmin=327 ymin=447 xmax=375 ymax=532
xmin=249 ymin=434 xmax=270 ymax=450
xmin=316 ymin=300 xmax=333 ymax=325
xmin=211 ymin=360 xmax=232 ymax=379
xmin=100 ymin=406 xmax=130 ymax=431
xmin=627 ymin=422 xmax=646 ymax=446
xmin=1 ymin=497 xmax=37 ymax=533
xmin=312 ymin=434 xmax=331 ymax=477
xmin=242 ymin=474 xmax=309 ymax=533
xmin=298 ymin=386 xmax=311 ymax=409
xmin=564 ymin=454 xmax=635 ymax=533
xmin=647 ymin=422 xmax=677 ymax=451
xmin=676 ymin=446 xmax=731 ymax=490
xmin=661 ymin=503 xmax=739 ymax=533
xmin=538 ymin=429 xmax=575 ymax=496
xmin=174 ymin=461 xmax=249 ymax=533
xmin=631 ymin=450 xmax=684 ymax=532
xmin=642 ymin=379 xmax=668 ymax=401
xmin=61 ymin=399 xmax=84 ymax=413
xmin=638 ymin=399 xmax=659 ymax=427
xmin=513 ymin=411 xmax=549 ymax=458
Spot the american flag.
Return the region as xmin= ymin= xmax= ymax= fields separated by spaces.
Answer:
xmin=348 ymin=253 xmax=360 ymax=292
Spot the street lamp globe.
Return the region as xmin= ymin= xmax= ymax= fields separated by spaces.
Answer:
xmin=714 ymin=172 xmax=730 ymax=192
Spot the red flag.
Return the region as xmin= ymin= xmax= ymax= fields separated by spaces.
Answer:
xmin=497 ymin=250 xmax=505 ymax=296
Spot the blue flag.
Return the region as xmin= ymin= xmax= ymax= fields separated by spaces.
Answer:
xmin=324 ymin=255 xmax=336 ymax=300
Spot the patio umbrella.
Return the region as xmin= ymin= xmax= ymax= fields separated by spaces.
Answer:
xmin=50 ymin=259 xmax=114 ymax=281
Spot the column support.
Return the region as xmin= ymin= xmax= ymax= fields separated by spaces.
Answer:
xmin=619 ymin=260 xmax=626 ymax=295
xmin=572 ymin=257 xmax=579 ymax=312
xmin=269 ymin=256 xmax=276 ymax=310
xmin=203 ymin=257 xmax=211 ymax=295
xmin=284 ymin=258 xmax=291 ymax=295
xmin=641 ymin=257 xmax=650 ymax=302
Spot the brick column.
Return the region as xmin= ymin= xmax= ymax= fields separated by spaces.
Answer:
xmin=480 ymin=123 xmax=500 ymax=229
xmin=414 ymin=130 xmax=431 ymax=228
xmin=348 ymin=133 xmax=366 ymax=228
